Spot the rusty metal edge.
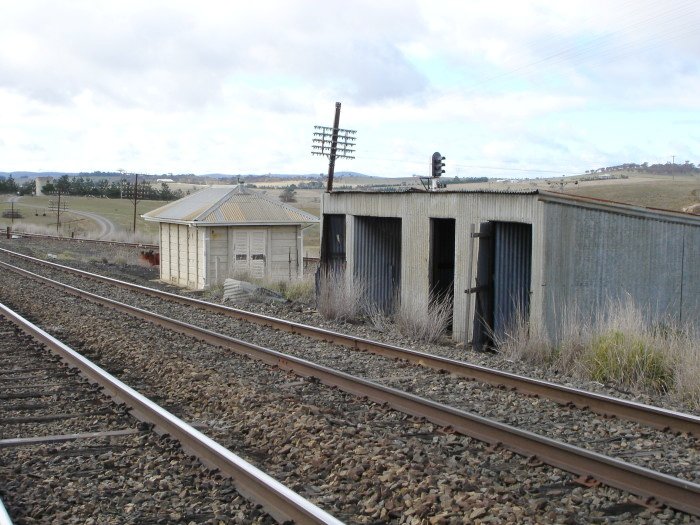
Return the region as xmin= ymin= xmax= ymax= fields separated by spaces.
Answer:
xmin=3 ymin=262 xmax=699 ymax=517
xmin=2 ymin=247 xmax=698 ymax=437
xmin=0 ymin=299 xmax=344 ymax=525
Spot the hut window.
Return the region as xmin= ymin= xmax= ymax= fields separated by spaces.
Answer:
xmin=251 ymin=254 xmax=265 ymax=261
xmin=236 ymin=254 xmax=247 ymax=261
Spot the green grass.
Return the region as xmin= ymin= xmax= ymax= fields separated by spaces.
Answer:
xmin=0 ymin=193 xmax=169 ymax=239
xmin=587 ymin=331 xmax=674 ymax=393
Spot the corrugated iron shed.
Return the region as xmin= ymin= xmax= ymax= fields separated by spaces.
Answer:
xmin=143 ymin=185 xmax=318 ymax=225
xmin=321 ymin=187 xmax=700 ymax=346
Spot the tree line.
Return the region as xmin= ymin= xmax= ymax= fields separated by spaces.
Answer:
xmin=0 ymin=175 xmax=35 ymax=195
xmin=40 ymin=175 xmax=184 ymax=201
xmin=586 ymin=161 xmax=699 ymax=175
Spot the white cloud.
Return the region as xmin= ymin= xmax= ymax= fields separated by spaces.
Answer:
xmin=0 ymin=0 xmax=698 ymax=175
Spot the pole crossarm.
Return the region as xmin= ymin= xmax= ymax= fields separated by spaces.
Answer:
xmin=311 ymin=102 xmax=357 ymax=192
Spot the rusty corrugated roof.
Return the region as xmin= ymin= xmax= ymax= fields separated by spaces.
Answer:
xmin=142 ymin=185 xmax=318 ymax=225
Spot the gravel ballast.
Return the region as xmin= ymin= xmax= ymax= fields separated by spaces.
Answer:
xmin=0 ymin=312 xmax=275 ymax=524
xmin=0 ymin=242 xmax=697 ymax=523
xmin=2 ymin=242 xmax=698 ymax=486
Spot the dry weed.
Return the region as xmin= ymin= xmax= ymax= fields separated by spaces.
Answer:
xmin=317 ymin=266 xmax=364 ymax=322
xmin=497 ymin=295 xmax=700 ymax=407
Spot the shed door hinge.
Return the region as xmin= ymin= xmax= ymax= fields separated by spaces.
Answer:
xmin=465 ymin=285 xmax=487 ymax=294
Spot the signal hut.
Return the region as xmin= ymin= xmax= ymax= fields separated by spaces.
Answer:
xmin=143 ymin=185 xmax=318 ymax=289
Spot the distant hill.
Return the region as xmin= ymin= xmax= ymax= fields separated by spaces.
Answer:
xmin=0 ymin=170 xmax=375 ymax=182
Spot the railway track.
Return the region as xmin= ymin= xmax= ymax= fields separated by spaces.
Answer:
xmin=1 ymin=247 xmax=696 ymax=437
xmin=0 ymin=302 xmax=340 ymax=524
xmin=0 ymin=252 xmax=699 ymax=519
xmin=3 ymin=231 xmax=158 ymax=250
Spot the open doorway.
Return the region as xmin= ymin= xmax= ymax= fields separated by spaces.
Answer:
xmin=321 ymin=214 xmax=346 ymax=271
xmin=430 ymin=218 xmax=455 ymax=325
xmin=472 ymin=221 xmax=532 ymax=349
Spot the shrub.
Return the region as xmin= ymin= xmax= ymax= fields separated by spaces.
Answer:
xmin=587 ymin=331 xmax=673 ymax=393
xmin=259 ymin=277 xmax=315 ymax=303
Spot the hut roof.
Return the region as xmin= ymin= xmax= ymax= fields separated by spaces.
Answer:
xmin=143 ymin=185 xmax=318 ymax=226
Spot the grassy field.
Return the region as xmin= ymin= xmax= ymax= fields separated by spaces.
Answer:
xmin=566 ymin=175 xmax=700 ymax=211
xmin=0 ymin=194 xmax=169 ymax=242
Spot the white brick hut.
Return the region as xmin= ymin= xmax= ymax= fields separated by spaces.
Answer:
xmin=143 ymin=185 xmax=318 ymax=289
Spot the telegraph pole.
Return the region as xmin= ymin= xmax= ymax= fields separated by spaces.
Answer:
xmin=133 ymin=172 xmax=138 ymax=233
xmin=312 ymin=102 xmax=357 ymax=192
xmin=327 ymin=103 xmax=341 ymax=192
xmin=56 ymin=188 xmax=62 ymax=234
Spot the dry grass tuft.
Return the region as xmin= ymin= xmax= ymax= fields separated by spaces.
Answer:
xmin=363 ymin=291 xmax=452 ymax=344
xmin=317 ymin=266 xmax=364 ymax=322
xmin=498 ymin=296 xmax=700 ymax=407
xmin=265 ymin=276 xmax=315 ymax=303
xmin=393 ymin=294 xmax=453 ymax=344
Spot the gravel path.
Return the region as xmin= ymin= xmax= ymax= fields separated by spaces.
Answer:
xmin=0 ymin=260 xmax=694 ymax=522
xmin=0 ymin=313 xmax=274 ymax=524
xmin=2 ymin=246 xmax=698 ymax=487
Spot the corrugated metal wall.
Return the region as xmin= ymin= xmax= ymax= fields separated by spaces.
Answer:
xmin=493 ymin=222 xmax=532 ymax=338
xmin=543 ymin=201 xmax=700 ymax=335
xmin=354 ymin=216 xmax=402 ymax=313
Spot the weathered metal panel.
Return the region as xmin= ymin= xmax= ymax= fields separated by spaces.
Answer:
xmin=145 ymin=186 xmax=230 ymax=221
xmin=324 ymin=190 xmax=699 ymax=343
xmin=208 ymin=198 xmax=317 ymax=224
xmin=493 ymin=222 xmax=532 ymax=338
xmin=354 ymin=216 xmax=402 ymax=313
xmin=178 ymin=225 xmax=189 ymax=287
xmin=321 ymin=214 xmax=346 ymax=270
xmin=160 ymin=223 xmax=170 ymax=282
xmin=542 ymin=201 xmax=699 ymax=336
xmin=681 ymin=225 xmax=700 ymax=326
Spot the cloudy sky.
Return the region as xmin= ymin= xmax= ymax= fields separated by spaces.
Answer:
xmin=1 ymin=0 xmax=698 ymax=178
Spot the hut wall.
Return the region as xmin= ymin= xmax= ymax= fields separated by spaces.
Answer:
xmin=269 ymin=226 xmax=301 ymax=281
xmin=322 ymin=192 xmax=544 ymax=343
xmin=542 ymin=200 xmax=700 ymax=335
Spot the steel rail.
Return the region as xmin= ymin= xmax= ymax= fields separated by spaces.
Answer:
xmin=2 ymin=262 xmax=699 ymax=517
xmin=2 ymin=247 xmax=698 ymax=437
xmin=0 ymin=301 xmax=343 ymax=525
